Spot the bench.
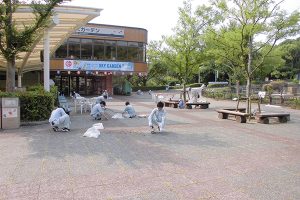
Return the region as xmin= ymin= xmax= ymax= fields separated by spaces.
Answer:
xmin=255 ymin=113 xmax=290 ymax=124
xmin=163 ymin=100 xmax=179 ymax=108
xmin=186 ymin=102 xmax=210 ymax=109
xmin=216 ymin=109 xmax=250 ymax=123
xmin=221 ymin=108 xmax=246 ymax=112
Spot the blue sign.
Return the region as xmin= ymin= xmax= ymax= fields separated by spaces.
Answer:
xmin=64 ymin=60 xmax=134 ymax=71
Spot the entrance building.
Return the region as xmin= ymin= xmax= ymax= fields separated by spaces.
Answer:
xmin=50 ymin=23 xmax=148 ymax=96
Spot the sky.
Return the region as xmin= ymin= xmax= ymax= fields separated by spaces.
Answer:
xmin=64 ymin=0 xmax=300 ymax=42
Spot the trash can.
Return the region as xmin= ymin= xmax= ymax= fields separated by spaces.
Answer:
xmin=1 ymin=97 xmax=20 ymax=129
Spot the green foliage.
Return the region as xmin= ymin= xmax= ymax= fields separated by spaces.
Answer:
xmin=289 ymin=98 xmax=300 ymax=109
xmin=203 ymin=87 xmax=235 ymax=100
xmin=27 ymin=84 xmax=45 ymax=92
xmin=207 ymin=83 xmax=228 ymax=88
xmin=186 ymin=83 xmax=202 ymax=88
xmin=263 ymin=80 xmax=287 ymax=95
xmin=206 ymin=0 xmax=300 ymax=104
xmin=0 ymin=89 xmax=55 ymax=121
xmin=18 ymin=92 xmax=54 ymax=121
xmin=271 ymin=37 xmax=300 ymax=79
xmin=1 ymin=0 xmax=67 ymax=92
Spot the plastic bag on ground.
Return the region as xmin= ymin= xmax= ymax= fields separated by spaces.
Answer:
xmin=93 ymin=123 xmax=104 ymax=129
xmin=83 ymin=126 xmax=100 ymax=138
xmin=112 ymin=113 xmax=124 ymax=119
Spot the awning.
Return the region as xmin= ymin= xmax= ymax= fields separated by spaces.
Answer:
xmin=0 ymin=5 xmax=102 ymax=73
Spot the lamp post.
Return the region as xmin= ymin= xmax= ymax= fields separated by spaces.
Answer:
xmin=198 ymin=67 xmax=201 ymax=84
xmin=215 ymin=70 xmax=218 ymax=82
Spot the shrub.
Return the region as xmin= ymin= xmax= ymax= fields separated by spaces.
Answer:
xmin=186 ymin=83 xmax=203 ymax=88
xmin=289 ymin=98 xmax=300 ymax=109
xmin=18 ymin=92 xmax=54 ymax=121
xmin=0 ymin=90 xmax=55 ymax=122
xmin=203 ymin=87 xmax=233 ymax=100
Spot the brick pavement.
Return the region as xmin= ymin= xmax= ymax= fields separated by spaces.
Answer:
xmin=0 ymin=91 xmax=300 ymax=199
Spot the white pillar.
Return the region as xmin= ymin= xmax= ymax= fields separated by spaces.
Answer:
xmin=18 ymin=74 xmax=22 ymax=88
xmin=44 ymin=30 xmax=50 ymax=92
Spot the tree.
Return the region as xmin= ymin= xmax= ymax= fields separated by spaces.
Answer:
xmin=160 ymin=0 xmax=218 ymax=102
xmin=271 ymin=37 xmax=300 ymax=79
xmin=210 ymin=0 xmax=300 ymax=113
xmin=204 ymin=23 xmax=247 ymax=87
xmin=146 ymin=41 xmax=170 ymax=86
xmin=0 ymin=0 xmax=66 ymax=92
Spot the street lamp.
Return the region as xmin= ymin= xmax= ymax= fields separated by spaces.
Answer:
xmin=215 ymin=70 xmax=218 ymax=82
xmin=198 ymin=67 xmax=201 ymax=84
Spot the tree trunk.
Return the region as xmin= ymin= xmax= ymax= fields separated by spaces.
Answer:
xmin=183 ymin=83 xmax=187 ymax=102
xmin=246 ymin=36 xmax=253 ymax=115
xmin=236 ymin=80 xmax=240 ymax=97
xmin=6 ymin=57 xmax=16 ymax=92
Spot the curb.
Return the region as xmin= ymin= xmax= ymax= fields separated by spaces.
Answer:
xmin=21 ymin=120 xmax=48 ymax=126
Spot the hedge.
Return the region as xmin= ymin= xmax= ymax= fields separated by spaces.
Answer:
xmin=0 ymin=86 xmax=57 ymax=122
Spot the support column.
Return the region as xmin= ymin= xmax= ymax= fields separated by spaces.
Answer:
xmin=43 ymin=30 xmax=50 ymax=92
xmin=17 ymin=74 xmax=22 ymax=88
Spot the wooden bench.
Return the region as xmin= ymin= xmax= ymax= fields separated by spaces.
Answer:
xmin=222 ymin=108 xmax=246 ymax=112
xmin=216 ymin=109 xmax=250 ymax=123
xmin=163 ymin=100 xmax=179 ymax=108
xmin=186 ymin=102 xmax=210 ymax=109
xmin=255 ymin=113 xmax=290 ymax=124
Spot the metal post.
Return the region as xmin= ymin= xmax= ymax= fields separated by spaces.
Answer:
xmin=198 ymin=67 xmax=201 ymax=83
xmin=44 ymin=30 xmax=50 ymax=92
xmin=17 ymin=74 xmax=22 ymax=88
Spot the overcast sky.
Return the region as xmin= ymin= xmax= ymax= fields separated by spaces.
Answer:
xmin=65 ymin=0 xmax=300 ymax=42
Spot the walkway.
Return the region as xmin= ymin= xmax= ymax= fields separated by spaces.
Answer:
xmin=0 ymin=91 xmax=299 ymax=199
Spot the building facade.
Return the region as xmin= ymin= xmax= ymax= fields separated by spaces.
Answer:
xmin=0 ymin=23 xmax=148 ymax=95
xmin=50 ymin=23 xmax=148 ymax=96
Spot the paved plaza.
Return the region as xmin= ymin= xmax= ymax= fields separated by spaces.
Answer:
xmin=0 ymin=91 xmax=300 ymax=200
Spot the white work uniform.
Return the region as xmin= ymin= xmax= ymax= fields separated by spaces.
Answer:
xmin=124 ymin=105 xmax=136 ymax=118
xmin=90 ymin=103 xmax=105 ymax=119
xmin=148 ymin=108 xmax=166 ymax=131
xmin=49 ymin=108 xmax=71 ymax=129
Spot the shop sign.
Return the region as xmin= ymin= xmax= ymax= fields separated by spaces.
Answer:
xmin=76 ymin=26 xmax=124 ymax=37
xmin=64 ymin=60 xmax=134 ymax=72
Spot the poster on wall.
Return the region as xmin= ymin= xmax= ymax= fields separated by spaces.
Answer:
xmin=2 ymin=108 xmax=17 ymax=118
xmin=64 ymin=60 xmax=134 ymax=72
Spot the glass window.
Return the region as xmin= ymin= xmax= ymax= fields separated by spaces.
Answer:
xmin=117 ymin=41 xmax=128 ymax=61
xmin=68 ymin=38 xmax=80 ymax=59
xmin=128 ymin=42 xmax=139 ymax=61
xmin=105 ymin=40 xmax=116 ymax=60
xmin=55 ymin=41 xmax=67 ymax=58
xmin=138 ymin=43 xmax=146 ymax=62
xmin=94 ymin=40 xmax=105 ymax=60
xmin=81 ymin=39 xmax=92 ymax=59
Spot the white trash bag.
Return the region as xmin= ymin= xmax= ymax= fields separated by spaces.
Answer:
xmin=83 ymin=126 xmax=100 ymax=138
xmin=112 ymin=113 xmax=124 ymax=119
xmin=93 ymin=123 xmax=104 ymax=129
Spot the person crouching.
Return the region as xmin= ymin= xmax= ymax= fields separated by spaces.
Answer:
xmin=91 ymin=101 xmax=106 ymax=120
xmin=123 ymin=101 xmax=136 ymax=118
xmin=49 ymin=107 xmax=71 ymax=132
xmin=148 ymin=101 xmax=166 ymax=134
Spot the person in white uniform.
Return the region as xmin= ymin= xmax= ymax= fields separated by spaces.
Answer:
xmin=123 ymin=101 xmax=136 ymax=118
xmin=49 ymin=107 xmax=71 ymax=132
xmin=90 ymin=101 xmax=106 ymax=120
xmin=148 ymin=101 xmax=166 ymax=133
